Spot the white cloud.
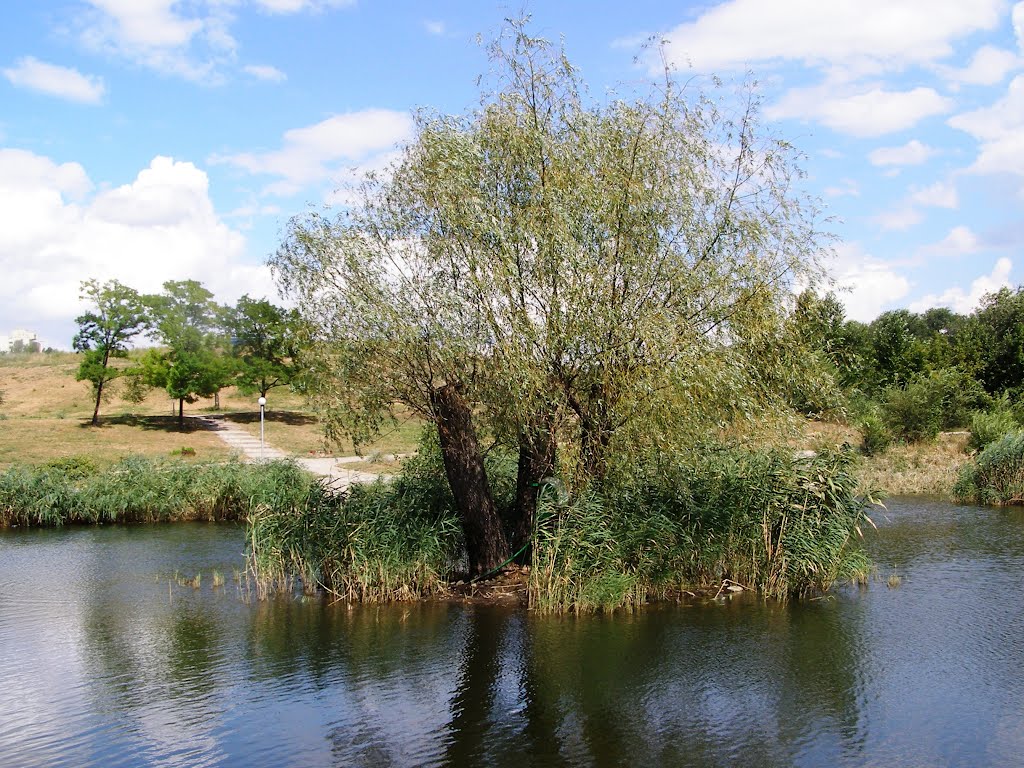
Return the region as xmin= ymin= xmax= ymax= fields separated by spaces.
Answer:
xmin=1015 ymin=1 xmax=1024 ymax=49
xmin=824 ymin=178 xmax=859 ymax=198
xmin=874 ymin=207 xmax=923 ymax=232
xmin=3 ymin=57 xmax=106 ymax=104
xmin=651 ymin=0 xmax=1004 ymax=73
xmin=424 ymin=20 xmax=446 ymax=36
xmin=254 ymin=0 xmax=355 ymax=11
xmin=76 ymin=0 xmax=353 ymax=82
xmin=909 ymin=180 xmax=958 ymax=209
xmin=210 ymin=109 xmax=414 ymax=198
xmin=938 ymin=45 xmax=1019 ymax=86
xmin=949 ymin=74 xmax=1024 ymax=176
xmin=868 ymin=139 xmax=936 ymax=167
xmin=0 ymin=151 xmax=272 ymax=348
xmin=768 ymin=84 xmax=953 ymax=137
xmin=243 ymin=64 xmax=286 ymax=82
xmin=829 ymin=243 xmax=911 ymax=322
xmin=910 ymin=257 xmax=1012 ymax=314
xmin=920 ymin=225 xmax=981 ymax=256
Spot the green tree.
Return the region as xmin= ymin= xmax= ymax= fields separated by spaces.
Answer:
xmin=73 ymin=279 xmax=148 ymax=425
xmin=975 ymin=287 xmax=1024 ymax=395
xmin=272 ymin=22 xmax=826 ymax=574
xmin=227 ymin=296 xmax=300 ymax=400
xmin=143 ymin=280 xmax=230 ymax=427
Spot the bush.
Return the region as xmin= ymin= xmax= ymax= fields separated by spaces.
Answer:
xmin=954 ymin=431 xmax=1024 ymax=505
xmin=859 ymin=413 xmax=892 ymax=456
xmin=968 ymin=408 xmax=1018 ymax=453
xmin=882 ymin=369 xmax=989 ymax=443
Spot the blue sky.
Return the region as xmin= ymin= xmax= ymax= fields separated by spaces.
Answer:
xmin=3 ymin=1 xmax=1024 ymax=348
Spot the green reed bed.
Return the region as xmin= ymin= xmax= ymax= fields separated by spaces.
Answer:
xmin=0 ymin=455 xmax=311 ymax=527
xmin=245 ymin=434 xmax=874 ymax=611
xmin=954 ymin=431 xmax=1024 ymax=505
xmin=529 ymin=447 xmax=874 ymax=612
xmin=247 ymin=449 xmax=465 ymax=602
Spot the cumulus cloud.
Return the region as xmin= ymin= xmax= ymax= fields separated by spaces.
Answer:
xmin=76 ymin=0 xmax=352 ymax=82
xmin=949 ymin=74 xmax=1024 ymax=176
xmin=828 ymin=243 xmax=911 ymax=322
xmin=767 ymin=84 xmax=953 ymax=137
xmin=937 ymin=44 xmax=1020 ymax=86
xmin=919 ymin=225 xmax=981 ymax=256
xmin=3 ymin=57 xmax=106 ymax=104
xmin=868 ymin=139 xmax=936 ymax=167
xmin=650 ymin=0 xmax=1003 ymax=73
xmin=910 ymin=257 xmax=1012 ymax=314
xmin=909 ymin=180 xmax=958 ymax=209
xmin=0 ymin=150 xmax=273 ymax=348
xmin=243 ymin=64 xmax=286 ymax=82
xmin=210 ymin=108 xmax=414 ymax=198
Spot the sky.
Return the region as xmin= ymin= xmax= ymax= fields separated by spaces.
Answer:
xmin=3 ymin=1 xmax=1024 ymax=349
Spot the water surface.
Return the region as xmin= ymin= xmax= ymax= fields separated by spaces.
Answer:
xmin=1 ymin=499 xmax=1023 ymax=767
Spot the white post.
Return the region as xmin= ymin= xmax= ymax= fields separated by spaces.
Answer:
xmin=258 ymin=396 xmax=267 ymax=461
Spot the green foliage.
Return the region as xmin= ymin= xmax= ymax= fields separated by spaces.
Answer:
xmin=0 ymin=457 xmax=311 ymax=528
xmin=141 ymin=280 xmax=233 ymax=416
xmin=73 ymin=279 xmax=148 ymax=423
xmin=968 ymin=409 xmax=1017 ymax=453
xmin=859 ymin=413 xmax=892 ymax=456
xmin=227 ymin=295 xmax=301 ymax=398
xmin=529 ymin=447 xmax=873 ymax=612
xmin=247 ymin=427 xmax=520 ymax=600
xmin=882 ymin=369 xmax=988 ymax=443
xmin=954 ymin=431 xmax=1024 ymax=505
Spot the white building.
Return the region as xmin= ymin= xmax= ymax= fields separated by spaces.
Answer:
xmin=0 ymin=329 xmax=40 ymax=353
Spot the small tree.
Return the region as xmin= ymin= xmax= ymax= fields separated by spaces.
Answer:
xmin=144 ymin=280 xmax=230 ymax=427
xmin=227 ymin=296 xmax=301 ymax=400
xmin=73 ymin=279 xmax=148 ymax=425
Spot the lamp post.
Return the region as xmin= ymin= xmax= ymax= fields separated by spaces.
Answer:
xmin=258 ymin=396 xmax=267 ymax=461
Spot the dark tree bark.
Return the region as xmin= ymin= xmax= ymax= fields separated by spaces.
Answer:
xmin=178 ymin=397 xmax=185 ymax=429
xmin=510 ymin=420 xmax=557 ymax=559
xmin=430 ymin=383 xmax=510 ymax=576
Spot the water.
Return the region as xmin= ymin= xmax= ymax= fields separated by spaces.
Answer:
xmin=1 ymin=499 xmax=1023 ymax=767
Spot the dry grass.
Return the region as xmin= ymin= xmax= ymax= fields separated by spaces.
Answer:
xmin=793 ymin=419 xmax=969 ymax=499
xmin=0 ymin=351 xmax=424 ymax=466
xmin=856 ymin=431 xmax=969 ymax=498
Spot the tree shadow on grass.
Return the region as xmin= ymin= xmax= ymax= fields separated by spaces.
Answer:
xmin=218 ymin=411 xmax=318 ymax=426
xmin=82 ymin=414 xmax=208 ymax=433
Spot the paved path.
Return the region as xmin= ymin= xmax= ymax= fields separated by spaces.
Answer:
xmin=191 ymin=415 xmax=383 ymax=489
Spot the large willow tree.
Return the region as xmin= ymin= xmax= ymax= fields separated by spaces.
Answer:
xmin=272 ymin=21 xmax=827 ymax=575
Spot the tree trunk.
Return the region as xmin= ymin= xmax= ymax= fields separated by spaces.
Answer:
xmin=510 ymin=421 xmax=557 ymax=559
xmin=178 ymin=397 xmax=185 ymax=429
xmin=91 ymin=379 xmax=104 ymax=426
xmin=430 ymin=383 xmax=509 ymax=577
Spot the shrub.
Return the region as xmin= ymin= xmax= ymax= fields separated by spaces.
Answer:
xmin=968 ymin=408 xmax=1018 ymax=453
xmin=882 ymin=369 xmax=988 ymax=443
xmin=954 ymin=431 xmax=1024 ymax=505
xmin=859 ymin=413 xmax=892 ymax=456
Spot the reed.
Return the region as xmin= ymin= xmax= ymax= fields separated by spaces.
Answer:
xmin=953 ymin=431 xmax=1024 ymax=505
xmin=0 ymin=456 xmax=312 ymax=527
xmin=529 ymin=446 xmax=875 ymax=612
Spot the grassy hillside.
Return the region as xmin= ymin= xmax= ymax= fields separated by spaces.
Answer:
xmin=0 ymin=351 xmax=423 ymax=466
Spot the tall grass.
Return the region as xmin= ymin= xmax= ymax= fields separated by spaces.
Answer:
xmin=954 ymin=431 xmax=1024 ymax=505
xmin=246 ymin=444 xmax=466 ymax=602
xmin=530 ymin=447 xmax=874 ymax=612
xmin=0 ymin=456 xmax=311 ymax=527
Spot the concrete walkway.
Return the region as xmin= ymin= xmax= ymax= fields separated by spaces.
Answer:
xmin=191 ymin=415 xmax=384 ymax=489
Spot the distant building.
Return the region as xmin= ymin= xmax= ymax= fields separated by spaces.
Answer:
xmin=0 ymin=329 xmax=41 ymax=353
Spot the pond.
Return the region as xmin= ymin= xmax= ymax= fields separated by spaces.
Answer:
xmin=1 ymin=498 xmax=1023 ymax=767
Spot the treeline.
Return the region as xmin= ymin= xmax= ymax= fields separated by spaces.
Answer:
xmin=73 ymin=279 xmax=300 ymax=425
xmin=793 ymin=287 xmax=1024 ymax=451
